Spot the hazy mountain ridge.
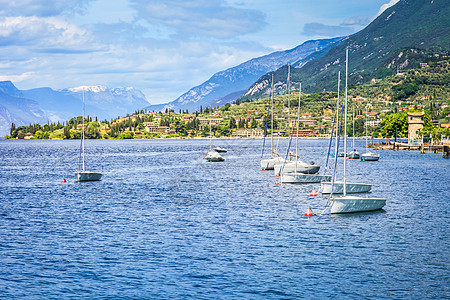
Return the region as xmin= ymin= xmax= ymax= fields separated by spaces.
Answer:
xmin=145 ymin=37 xmax=344 ymax=112
xmin=0 ymin=82 xmax=150 ymax=137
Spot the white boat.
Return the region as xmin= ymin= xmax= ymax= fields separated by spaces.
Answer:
xmin=274 ymin=160 xmax=320 ymax=176
xmin=274 ymin=81 xmax=321 ymax=179
xmin=206 ymin=150 xmax=224 ymax=162
xmin=206 ymin=106 xmax=224 ymax=162
xmin=330 ymin=195 xmax=386 ymax=214
xmin=75 ymin=89 xmax=102 ymax=182
xmin=260 ymin=72 xmax=282 ymax=170
xmin=213 ymin=146 xmax=227 ymax=153
xmin=282 ymin=173 xmax=331 ymax=183
xmin=361 ymin=105 xmax=380 ymax=161
xmin=76 ymin=171 xmax=102 ymax=181
xmin=329 ymin=49 xmax=385 ymax=214
xmin=321 ymin=181 xmax=371 ymax=194
xmin=361 ymin=151 xmax=380 ymax=161
xmin=347 ymin=150 xmax=360 ymax=159
xmin=261 ymin=156 xmax=284 ymax=170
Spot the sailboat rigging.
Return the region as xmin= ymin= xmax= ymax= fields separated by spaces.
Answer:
xmin=260 ymin=72 xmax=283 ymax=170
xmin=75 ymin=88 xmax=102 ymax=182
xmin=327 ymin=49 xmax=386 ymax=213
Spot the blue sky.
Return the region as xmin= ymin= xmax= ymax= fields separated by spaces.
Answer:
xmin=0 ymin=0 xmax=399 ymax=104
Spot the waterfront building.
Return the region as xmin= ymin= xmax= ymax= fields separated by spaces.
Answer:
xmin=407 ymin=112 xmax=424 ymax=145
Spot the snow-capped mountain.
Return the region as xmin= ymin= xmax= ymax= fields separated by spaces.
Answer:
xmin=145 ymin=37 xmax=343 ymax=112
xmin=59 ymin=85 xmax=149 ymax=119
xmin=0 ymin=82 xmax=150 ymax=137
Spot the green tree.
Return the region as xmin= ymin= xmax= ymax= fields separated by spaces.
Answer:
xmin=174 ymin=120 xmax=187 ymax=135
xmin=63 ymin=126 xmax=71 ymax=139
xmin=380 ymin=111 xmax=408 ymax=139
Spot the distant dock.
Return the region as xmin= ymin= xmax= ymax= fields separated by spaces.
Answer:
xmin=370 ymin=142 xmax=450 ymax=159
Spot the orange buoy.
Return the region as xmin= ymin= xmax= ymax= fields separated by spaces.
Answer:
xmin=262 ymin=169 xmax=266 ymax=171
xmin=61 ymin=178 xmax=66 ymax=183
xmin=276 ymin=174 xmax=280 ymax=177
xmin=274 ymin=180 xmax=280 ymax=185
xmin=310 ymin=188 xmax=318 ymax=197
xmin=304 ymin=207 xmax=313 ymax=217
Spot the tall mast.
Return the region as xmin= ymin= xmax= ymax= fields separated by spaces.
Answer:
xmin=295 ymin=83 xmax=301 ymax=172
xmin=287 ymin=64 xmax=291 ymax=150
xmin=82 ymin=88 xmax=86 ymax=171
xmin=365 ymin=104 xmax=368 ymax=149
xmin=271 ymin=72 xmax=274 ymax=158
xmin=353 ymin=106 xmax=355 ymax=149
xmin=334 ymin=72 xmax=341 ymax=179
xmin=343 ymin=49 xmax=348 ymax=196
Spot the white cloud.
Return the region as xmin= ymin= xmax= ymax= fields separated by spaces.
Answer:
xmin=302 ymin=22 xmax=352 ymax=37
xmin=0 ymin=72 xmax=35 ymax=82
xmin=376 ymin=0 xmax=401 ymax=17
xmin=130 ymin=0 xmax=266 ymax=39
xmin=0 ymin=16 xmax=95 ymax=50
xmin=341 ymin=16 xmax=371 ymax=26
xmin=0 ymin=0 xmax=93 ymax=17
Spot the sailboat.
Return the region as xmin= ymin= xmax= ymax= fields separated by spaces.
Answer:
xmin=328 ymin=49 xmax=385 ymax=213
xmin=278 ymin=83 xmax=325 ymax=183
xmin=273 ymin=66 xmax=321 ymax=177
xmin=361 ymin=104 xmax=380 ymax=161
xmin=75 ymin=89 xmax=102 ymax=182
xmin=347 ymin=106 xmax=360 ymax=159
xmin=261 ymin=72 xmax=284 ymax=170
xmin=205 ymin=106 xmax=224 ymax=162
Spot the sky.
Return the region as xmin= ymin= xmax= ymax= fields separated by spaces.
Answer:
xmin=0 ymin=0 xmax=399 ymax=104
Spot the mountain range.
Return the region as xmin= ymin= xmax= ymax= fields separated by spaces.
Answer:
xmin=143 ymin=37 xmax=343 ymax=113
xmin=243 ymin=0 xmax=450 ymax=99
xmin=0 ymin=82 xmax=150 ymax=137
xmin=2 ymin=0 xmax=449 ymax=137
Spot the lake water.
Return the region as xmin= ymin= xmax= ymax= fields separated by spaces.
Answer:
xmin=1 ymin=138 xmax=449 ymax=299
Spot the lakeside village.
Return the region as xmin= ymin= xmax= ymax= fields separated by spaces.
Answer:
xmin=6 ymin=59 xmax=450 ymax=148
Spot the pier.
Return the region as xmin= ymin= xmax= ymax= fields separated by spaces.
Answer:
xmin=371 ymin=142 xmax=450 ymax=159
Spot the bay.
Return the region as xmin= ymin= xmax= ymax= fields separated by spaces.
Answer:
xmin=0 ymin=138 xmax=449 ymax=299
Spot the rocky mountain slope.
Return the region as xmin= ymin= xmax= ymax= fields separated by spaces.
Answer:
xmin=144 ymin=37 xmax=343 ymax=112
xmin=243 ymin=0 xmax=450 ymax=99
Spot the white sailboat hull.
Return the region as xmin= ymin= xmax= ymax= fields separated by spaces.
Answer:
xmin=206 ymin=150 xmax=224 ymax=162
xmin=76 ymin=171 xmax=102 ymax=182
xmin=261 ymin=157 xmax=284 ymax=170
xmin=361 ymin=152 xmax=380 ymax=161
xmin=321 ymin=181 xmax=372 ymax=194
xmin=347 ymin=150 xmax=360 ymax=159
xmin=330 ymin=195 xmax=386 ymax=214
xmin=281 ymin=173 xmax=331 ymax=184
xmin=274 ymin=161 xmax=320 ymax=176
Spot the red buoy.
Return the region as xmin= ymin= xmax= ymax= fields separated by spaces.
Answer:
xmin=203 ymin=157 xmax=205 ymax=160
xmin=274 ymin=180 xmax=280 ymax=185
xmin=304 ymin=207 xmax=313 ymax=217
xmin=61 ymin=178 xmax=66 ymax=183
xmin=276 ymin=174 xmax=280 ymax=177
xmin=310 ymin=188 xmax=318 ymax=197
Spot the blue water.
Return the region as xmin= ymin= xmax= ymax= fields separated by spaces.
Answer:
xmin=1 ymin=138 xmax=449 ymax=299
